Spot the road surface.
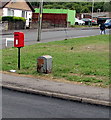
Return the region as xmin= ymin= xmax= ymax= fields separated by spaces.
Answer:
xmin=1 ymin=28 xmax=110 ymax=48
xmin=2 ymin=88 xmax=110 ymax=118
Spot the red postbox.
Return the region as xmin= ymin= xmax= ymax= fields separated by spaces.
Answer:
xmin=14 ymin=32 xmax=24 ymax=47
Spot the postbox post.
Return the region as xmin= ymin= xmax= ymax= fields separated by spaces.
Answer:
xmin=14 ymin=32 xmax=24 ymax=70
xmin=18 ymin=47 xmax=21 ymax=70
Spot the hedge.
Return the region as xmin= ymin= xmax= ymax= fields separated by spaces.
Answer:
xmin=0 ymin=16 xmax=2 ymax=21
xmin=2 ymin=16 xmax=26 ymax=22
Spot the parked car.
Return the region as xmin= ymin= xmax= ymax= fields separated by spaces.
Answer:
xmin=75 ymin=18 xmax=85 ymax=25
xmin=104 ymin=19 xmax=111 ymax=28
xmin=97 ymin=17 xmax=110 ymax=25
xmin=81 ymin=18 xmax=91 ymax=25
xmin=91 ymin=19 xmax=97 ymax=25
xmin=81 ymin=18 xmax=97 ymax=25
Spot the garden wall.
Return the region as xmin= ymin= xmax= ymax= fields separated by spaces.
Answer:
xmin=1 ymin=21 xmax=26 ymax=30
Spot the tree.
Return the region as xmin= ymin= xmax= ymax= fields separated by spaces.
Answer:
xmin=81 ymin=7 xmax=90 ymax=13
xmin=103 ymin=2 xmax=111 ymax=12
xmin=30 ymin=2 xmax=108 ymax=13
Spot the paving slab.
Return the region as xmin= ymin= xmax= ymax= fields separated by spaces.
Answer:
xmin=1 ymin=72 xmax=110 ymax=106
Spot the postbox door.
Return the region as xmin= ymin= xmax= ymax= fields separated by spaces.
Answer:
xmin=14 ymin=34 xmax=19 ymax=47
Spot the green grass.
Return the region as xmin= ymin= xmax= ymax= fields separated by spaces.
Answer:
xmin=2 ymin=35 xmax=109 ymax=87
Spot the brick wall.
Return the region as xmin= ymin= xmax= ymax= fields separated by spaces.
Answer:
xmin=1 ymin=21 xmax=26 ymax=30
xmin=1 ymin=22 xmax=8 ymax=31
xmin=109 ymin=12 xmax=111 ymax=18
xmin=30 ymin=21 xmax=67 ymax=29
xmin=0 ymin=9 xmax=3 ymax=16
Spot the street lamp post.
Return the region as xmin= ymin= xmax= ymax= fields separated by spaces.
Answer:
xmin=37 ymin=0 xmax=43 ymax=42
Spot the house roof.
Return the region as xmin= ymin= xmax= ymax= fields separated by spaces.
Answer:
xmin=25 ymin=0 xmax=34 ymax=12
xmin=0 ymin=0 xmax=34 ymax=12
xmin=0 ymin=0 xmax=10 ymax=8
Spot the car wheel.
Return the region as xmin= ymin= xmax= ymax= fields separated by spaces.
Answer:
xmin=75 ymin=22 xmax=78 ymax=25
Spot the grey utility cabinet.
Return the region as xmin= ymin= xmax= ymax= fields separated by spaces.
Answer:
xmin=37 ymin=55 xmax=52 ymax=74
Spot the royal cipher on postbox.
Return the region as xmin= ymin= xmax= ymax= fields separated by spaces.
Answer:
xmin=14 ymin=32 xmax=24 ymax=48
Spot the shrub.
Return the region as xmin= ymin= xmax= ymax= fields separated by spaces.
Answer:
xmin=0 ymin=16 xmax=2 ymax=21
xmin=2 ymin=16 xmax=26 ymax=22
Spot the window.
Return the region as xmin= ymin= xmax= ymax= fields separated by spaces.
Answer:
xmin=25 ymin=12 xmax=27 ymax=18
xmin=22 ymin=11 xmax=25 ymax=17
xmin=8 ymin=9 xmax=14 ymax=16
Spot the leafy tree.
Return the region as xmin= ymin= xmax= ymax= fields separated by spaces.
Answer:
xmin=43 ymin=4 xmax=53 ymax=9
xmin=103 ymin=2 xmax=111 ymax=12
xmin=93 ymin=2 xmax=104 ymax=12
xmin=30 ymin=2 xmax=109 ymax=13
xmin=81 ymin=7 xmax=90 ymax=13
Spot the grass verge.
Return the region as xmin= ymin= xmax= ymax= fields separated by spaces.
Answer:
xmin=2 ymin=35 xmax=109 ymax=87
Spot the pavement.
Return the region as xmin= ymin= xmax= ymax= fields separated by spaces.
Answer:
xmin=1 ymin=26 xmax=99 ymax=35
xmin=1 ymin=72 xmax=110 ymax=107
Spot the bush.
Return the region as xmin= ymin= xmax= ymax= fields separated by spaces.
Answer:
xmin=2 ymin=16 xmax=26 ymax=22
xmin=0 ymin=16 xmax=2 ymax=21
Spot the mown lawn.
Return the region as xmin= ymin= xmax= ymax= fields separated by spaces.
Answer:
xmin=2 ymin=35 xmax=109 ymax=87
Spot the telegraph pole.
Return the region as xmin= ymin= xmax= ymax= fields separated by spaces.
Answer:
xmin=91 ymin=0 xmax=94 ymax=26
xmin=37 ymin=0 xmax=43 ymax=42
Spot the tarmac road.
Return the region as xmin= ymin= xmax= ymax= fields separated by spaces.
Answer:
xmin=2 ymin=28 xmax=110 ymax=49
xmin=2 ymin=88 xmax=110 ymax=118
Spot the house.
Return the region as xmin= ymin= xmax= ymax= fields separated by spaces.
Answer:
xmin=0 ymin=0 xmax=34 ymax=27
